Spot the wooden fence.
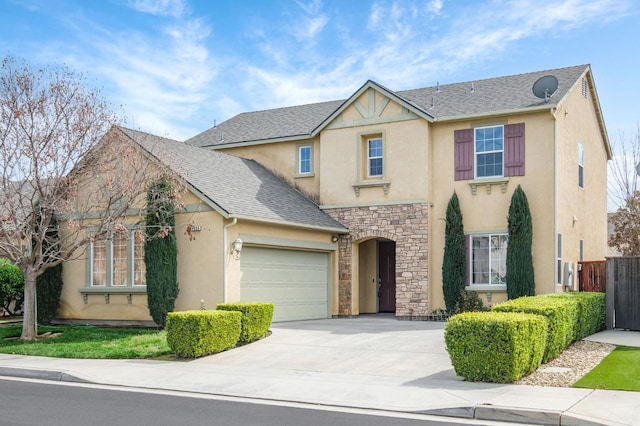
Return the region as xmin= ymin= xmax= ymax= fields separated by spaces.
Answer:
xmin=606 ymin=256 xmax=640 ymax=331
xmin=578 ymin=260 xmax=607 ymax=293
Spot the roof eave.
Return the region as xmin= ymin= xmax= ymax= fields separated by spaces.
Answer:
xmin=206 ymin=134 xmax=315 ymax=150
xmin=585 ymin=68 xmax=612 ymax=159
xmin=229 ymin=214 xmax=348 ymax=234
xmin=434 ymin=104 xmax=556 ymax=123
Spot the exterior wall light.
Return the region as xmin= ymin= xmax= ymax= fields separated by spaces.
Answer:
xmin=230 ymin=238 xmax=243 ymax=260
xmin=332 ymin=235 xmax=340 ymax=243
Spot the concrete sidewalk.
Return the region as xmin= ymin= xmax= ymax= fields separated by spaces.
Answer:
xmin=1 ymin=316 xmax=639 ymax=425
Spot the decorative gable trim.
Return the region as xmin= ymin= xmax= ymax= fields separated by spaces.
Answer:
xmin=311 ymin=80 xmax=435 ymax=136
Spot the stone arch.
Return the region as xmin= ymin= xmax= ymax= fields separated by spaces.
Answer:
xmin=351 ymin=229 xmax=398 ymax=243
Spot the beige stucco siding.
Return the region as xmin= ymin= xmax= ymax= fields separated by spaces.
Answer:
xmin=59 ymin=205 xmax=224 ymax=321
xmin=319 ymin=117 xmax=429 ymax=205
xmin=554 ymin=78 xmax=609 ymax=270
xmin=218 ymin=138 xmax=321 ymax=202
xmin=428 ymin=112 xmax=558 ymax=309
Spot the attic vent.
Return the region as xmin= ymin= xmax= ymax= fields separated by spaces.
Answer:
xmin=581 ymin=78 xmax=588 ymax=99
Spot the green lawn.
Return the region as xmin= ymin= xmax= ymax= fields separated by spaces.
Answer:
xmin=574 ymin=346 xmax=640 ymax=391
xmin=0 ymin=324 xmax=172 ymax=359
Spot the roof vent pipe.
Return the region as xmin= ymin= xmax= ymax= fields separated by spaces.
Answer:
xmin=430 ymin=97 xmax=435 ymax=109
xmin=470 ymin=82 xmax=475 ymax=93
xmin=436 ymin=82 xmax=440 ymax=93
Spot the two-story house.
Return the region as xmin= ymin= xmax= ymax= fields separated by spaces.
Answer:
xmin=59 ymin=64 xmax=609 ymax=325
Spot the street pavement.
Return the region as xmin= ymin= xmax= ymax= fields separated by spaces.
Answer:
xmin=1 ymin=316 xmax=640 ymax=425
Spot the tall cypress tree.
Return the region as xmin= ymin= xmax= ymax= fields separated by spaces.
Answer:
xmin=442 ymin=191 xmax=466 ymax=312
xmin=145 ymin=176 xmax=179 ymax=328
xmin=36 ymin=213 xmax=63 ymax=324
xmin=506 ymin=185 xmax=535 ymax=299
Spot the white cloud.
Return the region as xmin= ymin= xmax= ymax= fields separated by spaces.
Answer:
xmin=290 ymin=0 xmax=329 ymax=41
xmin=231 ymin=0 xmax=632 ymax=115
xmin=128 ymin=0 xmax=186 ymax=18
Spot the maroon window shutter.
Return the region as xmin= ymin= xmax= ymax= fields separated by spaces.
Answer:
xmin=465 ymin=234 xmax=471 ymax=287
xmin=454 ymin=129 xmax=474 ymax=180
xmin=504 ymin=123 xmax=525 ymax=176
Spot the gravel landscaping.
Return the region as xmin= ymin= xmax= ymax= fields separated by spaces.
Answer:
xmin=516 ymin=340 xmax=615 ymax=387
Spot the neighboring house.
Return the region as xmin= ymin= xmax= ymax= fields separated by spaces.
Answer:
xmin=59 ymin=64 xmax=610 ymax=325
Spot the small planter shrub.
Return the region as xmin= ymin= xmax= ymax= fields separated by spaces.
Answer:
xmin=445 ymin=311 xmax=547 ymax=383
xmin=492 ymin=296 xmax=579 ymax=362
xmin=549 ymin=292 xmax=606 ymax=339
xmin=217 ymin=302 xmax=274 ymax=344
xmin=454 ymin=290 xmax=488 ymax=314
xmin=166 ymin=310 xmax=242 ymax=358
xmin=0 ymin=259 xmax=25 ymax=315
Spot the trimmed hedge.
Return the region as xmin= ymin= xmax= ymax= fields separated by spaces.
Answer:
xmin=217 ymin=302 xmax=274 ymax=344
xmin=445 ymin=311 xmax=547 ymax=383
xmin=548 ymin=292 xmax=606 ymax=340
xmin=166 ymin=310 xmax=242 ymax=358
xmin=492 ymin=296 xmax=579 ymax=362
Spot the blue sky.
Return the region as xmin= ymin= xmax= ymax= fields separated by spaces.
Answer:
xmin=0 ymin=0 xmax=638 ymax=143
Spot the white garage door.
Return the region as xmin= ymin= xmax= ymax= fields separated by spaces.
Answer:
xmin=240 ymin=247 xmax=330 ymax=322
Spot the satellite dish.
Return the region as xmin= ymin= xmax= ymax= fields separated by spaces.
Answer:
xmin=532 ymin=75 xmax=558 ymax=103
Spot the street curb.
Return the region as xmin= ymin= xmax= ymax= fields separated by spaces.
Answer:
xmin=0 ymin=366 xmax=619 ymax=425
xmin=0 ymin=367 xmax=90 ymax=384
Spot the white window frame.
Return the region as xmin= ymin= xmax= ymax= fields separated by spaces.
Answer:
xmin=578 ymin=142 xmax=584 ymax=188
xmin=296 ymin=144 xmax=313 ymax=176
xmin=367 ymin=137 xmax=384 ymax=177
xmin=89 ymin=230 xmax=146 ymax=287
xmin=474 ymin=125 xmax=504 ymax=178
xmin=469 ymin=233 xmax=508 ymax=289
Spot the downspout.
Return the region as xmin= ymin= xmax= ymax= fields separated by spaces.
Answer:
xmin=223 ymin=218 xmax=238 ymax=303
xmin=552 ymin=108 xmax=558 ymax=293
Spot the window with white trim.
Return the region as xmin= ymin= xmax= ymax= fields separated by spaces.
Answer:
xmin=470 ymin=233 xmax=508 ymax=286
xmin=90 ymin=231 xmax=145 ymax=287
xmin=578 ymin=142 xmax=584 ymax=188
xmin=297 ymin=145 xmax=312 ymax=175
xmin=367 ymin=137 xmax=383 ymax=177
xmin=475 ymin=125 xmax=504 ymax=178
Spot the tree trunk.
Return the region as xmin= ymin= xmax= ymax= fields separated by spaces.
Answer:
xmin=20 ymin=267 xmax=38 ymax=340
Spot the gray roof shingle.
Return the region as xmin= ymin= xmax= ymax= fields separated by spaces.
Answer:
xmin=119 ymin=127 xmax=346 ymax=232
xmin=187 ymin=65 xmax=589 ymax=148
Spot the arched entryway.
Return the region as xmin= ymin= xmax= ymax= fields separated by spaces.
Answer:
xmin=358 ymin=238 xmax=396 ymax=314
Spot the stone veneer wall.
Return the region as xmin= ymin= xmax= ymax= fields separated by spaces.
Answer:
xmin=325 ymin=203 xmax=429 ymax=318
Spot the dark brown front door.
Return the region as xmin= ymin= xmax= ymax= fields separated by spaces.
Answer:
xmin=378 ymin=241 xmax=396 ymax=312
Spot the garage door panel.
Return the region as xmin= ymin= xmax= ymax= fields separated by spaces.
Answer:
xmin=240 ymin=247 xmax=329 ymax=322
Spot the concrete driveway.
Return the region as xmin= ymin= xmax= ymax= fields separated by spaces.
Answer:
xmin=193 ymin=314 xmax=458 ymax=383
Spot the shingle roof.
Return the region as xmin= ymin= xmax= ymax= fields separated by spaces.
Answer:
xmin=119 ymin=127 xmax=347 ymax=232
xmin=187 ymin=65 xmax=590 ymax=148
xmin=397 ymin=64 xmax=588 ymax=119
xmin=186 ymin=100 xmax=344 ymax=148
